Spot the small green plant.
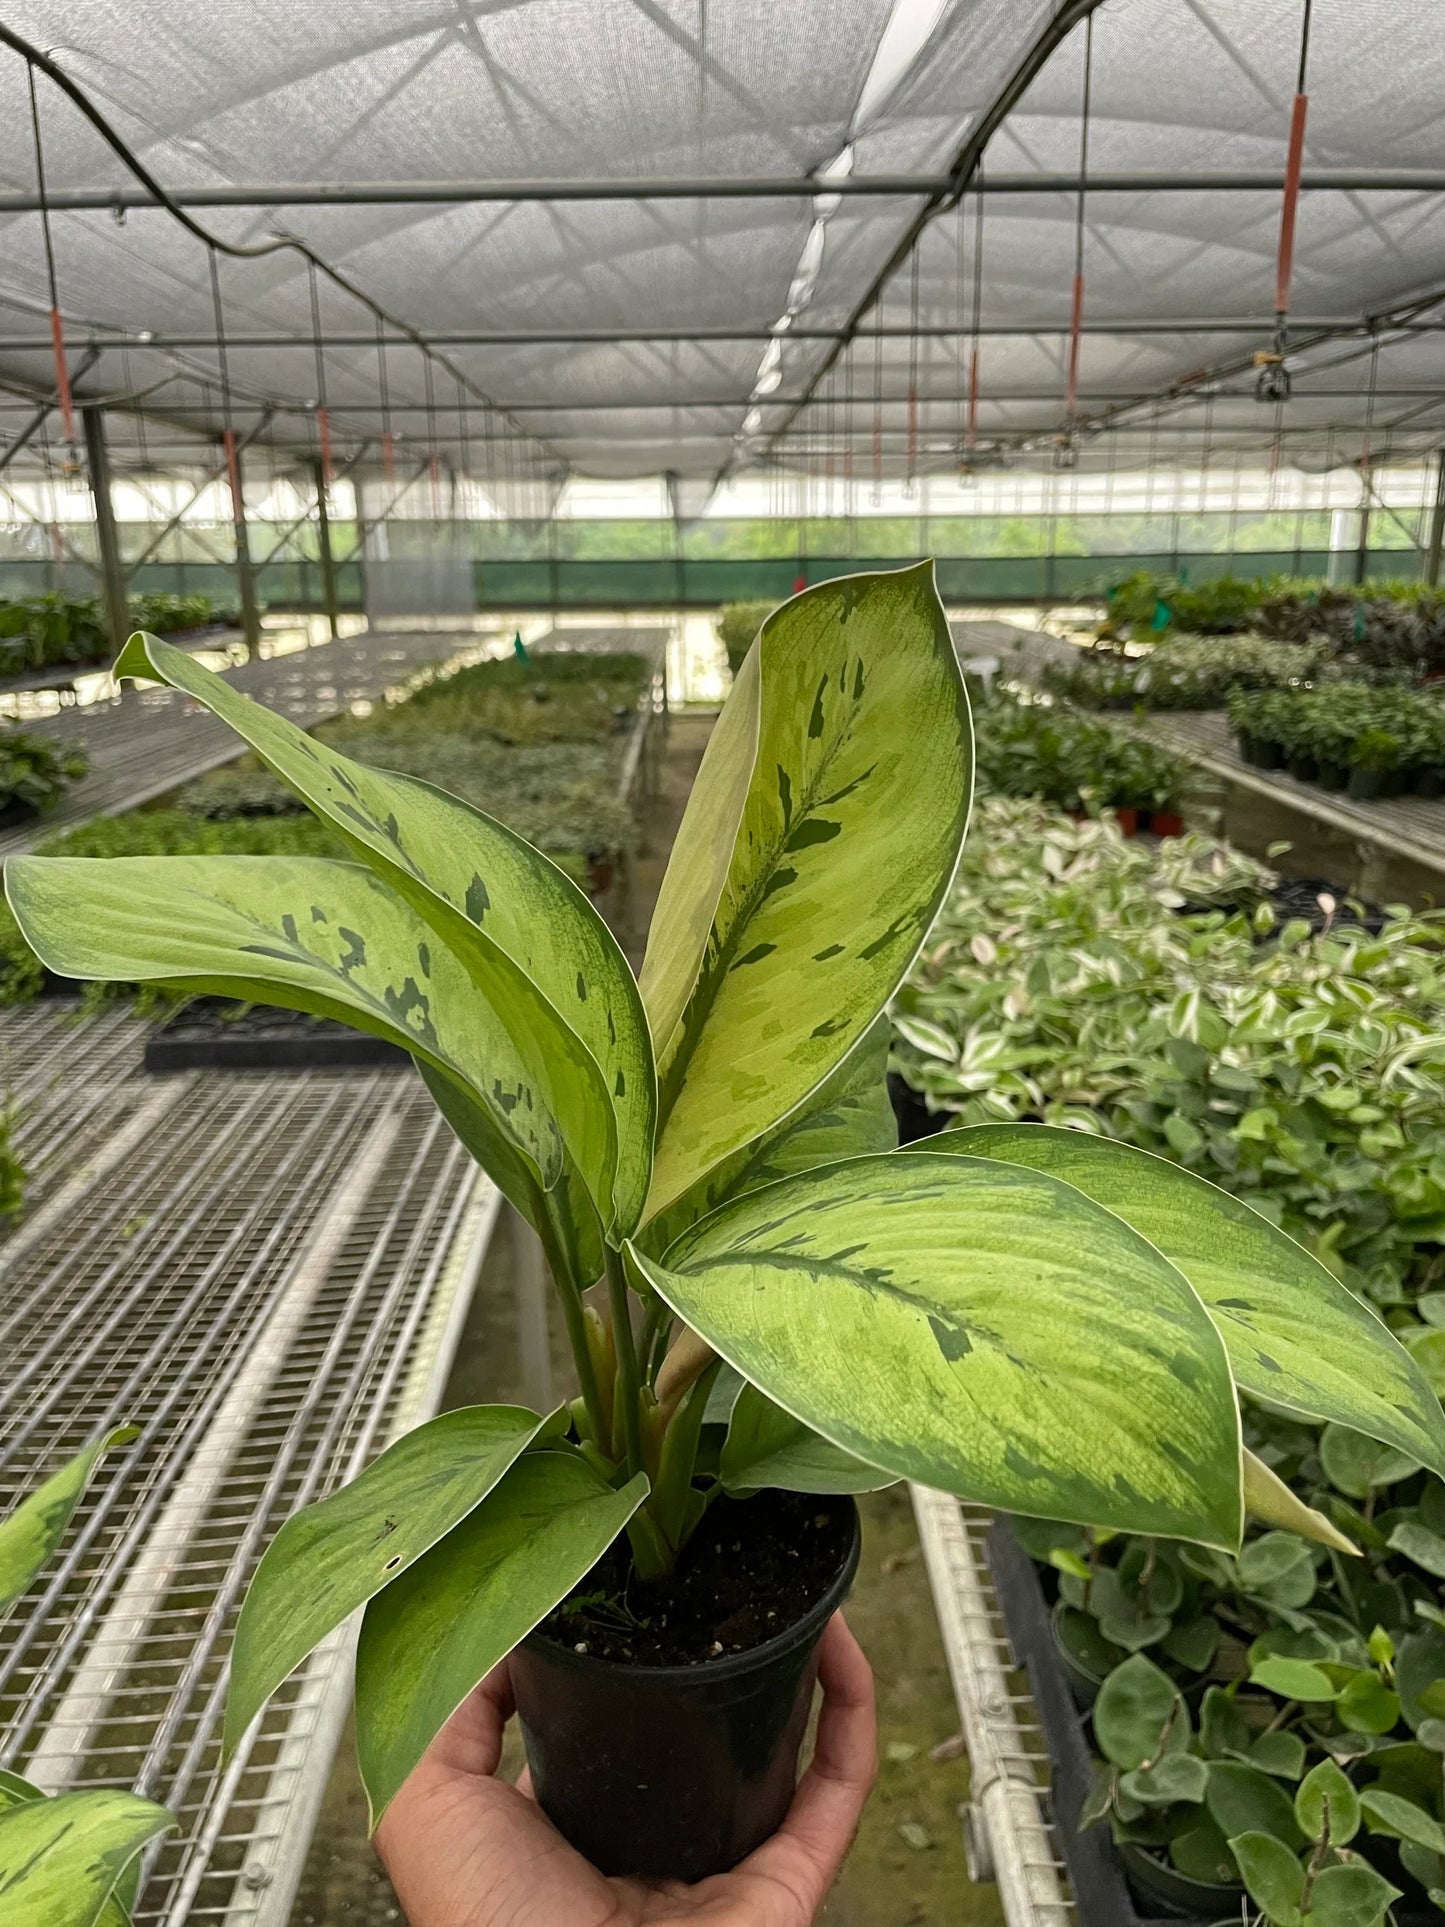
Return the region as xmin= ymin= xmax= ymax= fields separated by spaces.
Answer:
xmin=1045 ymin=634 xmax=1329 ymax=712
xmin=892 ymin=800 xmax=1445 ymax=1308
xmin=0 ymin=731 xmax=87 ymax=819
xmin=1229 ymin=683 xmax=1445 ymax=792
xmin=715 ymin=599 xmax=777 ymax=676
xmin=0 ymin=1430 xmax=176 ymax=1925
xmin=8 ymin=569 xmax=1441 ymax=1841
xmin=973 ymin=690 xmax=1192 ymax=815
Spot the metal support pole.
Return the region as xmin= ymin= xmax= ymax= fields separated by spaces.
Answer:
xmin=1354 ymin=478 xmax=1372 ymax=586
xmin=1426 ymin=450 xmax=1445 ymax=587
xmin=81 ymin=405 xmax=130 ymax=653
xmin=311 ymin=457 xmax=340 ymax=639
xmin=224 ymin=434 xmax=262 ymax=656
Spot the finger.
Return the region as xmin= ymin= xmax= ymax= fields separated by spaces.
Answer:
xmin=733 ymin=1614 xmax=876 ymax=1914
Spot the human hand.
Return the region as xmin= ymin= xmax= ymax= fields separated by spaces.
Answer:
xmin=375 ymin=1611 xmax=877 ymax=1927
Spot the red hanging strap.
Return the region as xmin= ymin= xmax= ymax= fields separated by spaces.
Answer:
xmin=222 ymin=427 xmax=244 ymax=521
xmin=49 ymin=306 xmax=75 ymax=442
xmin=1065 ymin=272 xmax=1085 ymax=417
xmin=1274 ymin=92 xmax=1309 ymax=318
xmin=382 ymin=429 xmax=396 ymax=481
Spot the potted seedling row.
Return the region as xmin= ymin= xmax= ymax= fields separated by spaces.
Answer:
xmin=10 ymin=566 xmax=1444 ymax=1882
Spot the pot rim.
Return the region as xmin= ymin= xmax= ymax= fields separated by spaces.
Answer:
xmin=522 ymin=1493 xmax=862 ymax=1687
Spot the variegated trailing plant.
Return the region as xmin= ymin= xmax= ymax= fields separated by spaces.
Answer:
xmin=9 ymin=564 xmax=1445 ymax=1834
xmin=0 ymin=1430 xmax=176 ymax=1927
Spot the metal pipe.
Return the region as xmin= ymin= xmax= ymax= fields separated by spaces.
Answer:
xmin=0 ymin=317 xmax=1386 ymax=353
xmin=80 ymin=406 xmax=130 ymax=651
xmin=1427 ymin=450 xmax=1445 ymax=587
xmin=311 ymin=457 xmax=340 ymax=638
xmin=3 ymin=168 xmax=1443 ymax=214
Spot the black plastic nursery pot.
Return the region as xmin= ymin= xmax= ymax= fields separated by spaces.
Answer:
xmin=509 ymin=1495 xmax=861 ymax=1883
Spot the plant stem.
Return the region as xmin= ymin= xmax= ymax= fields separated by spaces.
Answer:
xmin=535 ymin=1209 xmax=608 ymax=1448
xmin=604 ymin=1243 xmax=647 ymax=1483
xmin=639 ymin=1291 xmax=670 ymax=1386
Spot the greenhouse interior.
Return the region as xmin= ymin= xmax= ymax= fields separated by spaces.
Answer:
xmin=4 ymin=4 xmax=1445 ymax=1925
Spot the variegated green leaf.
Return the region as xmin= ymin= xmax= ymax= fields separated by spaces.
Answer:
xmin=640 ymin=1014 xmax=896 ymax=1254
xmin=414 ymin=1061 xmax=603 ymax=1281
xmin=0 ymin=1789 xmax=173 ymax=1927
xmin=225 ymin=1404 xmax=556 ymax=1755
xmin=640 ymin=643 xmax=760 ymax=1056
xmin=355 ymin=1454 xmax=647 ymax=1826
xmin=632 ymin=1151 xmax=1243 ymax=1548
xmin=1243 ymin=1448 xmax=1356 ymax=1555
xmin=113 ymin=634 xmax=653 ymax=1235
xmin=930 ymin=1125 xmax=1445 ymax=1478
xmin=643 ymin=565 xmax=970 ymax=1218
xmin=721 ymin=1383 xmax=897 ymax=1495
xmin=0 ymin=1426 xmax=137 ymax=1610
xmin=7 ymin=854 xmax=562 ymax=1228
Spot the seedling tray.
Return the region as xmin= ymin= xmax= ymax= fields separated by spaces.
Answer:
xmin=145 ymin=997 xmax=410 ymax=1072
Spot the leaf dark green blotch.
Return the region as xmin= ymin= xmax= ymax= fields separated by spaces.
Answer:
xmin=225 ymin=1404 xmax=554 ymax=1755
xmin=642 ymin=565 xmax=971 ymax=1218
xmin=107 ymin=633 xmax=655 ymax=1235
xmin=633 ymin=1151 xmax=1243 ymax=1548
xmin=355 ymin=1454 xmax=647 ymax=1826
xmin=640 ymin=1013 xmax=896 ymax=1253
xmin=935 ymin=1125 xmax=1445 ymax=1477
xmin=0 ymin=1425 xmax=138 ymax=1610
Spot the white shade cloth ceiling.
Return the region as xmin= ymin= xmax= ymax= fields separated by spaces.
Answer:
xmin=0 ymin=0 xmax=1440 ymax=486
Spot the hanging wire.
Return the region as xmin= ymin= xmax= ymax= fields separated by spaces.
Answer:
xmin=456 ymin=371 xmax=470 ymax=482
xmin=376 ymin=315 xmax=396 ymax=480
xmin=306 ymin=257 xmax=333 ymax=485
xmin=842 ymin=343 xmax=855 ymax=538
xmin=424 ymin=353 xmax=440 ymax=518
xmin=964 ymin=162 xmax=985 ymax=467
xmin=870 ymin=324 xmax=884 ymax=505
xmin=905 ymin=251 xmax=921 ymax=494
xmin=26 ymin=60 xmax=75 ymax=445
xmin=1061 ymin=15 xmax=1093 ymax=458
xmin=208 ymin=246 xmax=249 ymax=539
xmin=122 ymin=342 xmax=152 ymax=474
xmin=1258 ymin=0 xmax=1313 ymax=404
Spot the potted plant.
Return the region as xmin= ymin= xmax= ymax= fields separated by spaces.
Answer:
xmin=1348 ymin=726 xmax=1404 ymax=802
xmin=9 ymin=567 xmax=1445 ymax=1884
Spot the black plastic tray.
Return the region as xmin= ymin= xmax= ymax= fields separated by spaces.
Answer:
xmin=144 ymin=998 xmax=409 ymax=1073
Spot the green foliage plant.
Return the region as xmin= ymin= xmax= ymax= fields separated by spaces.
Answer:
xmin=715 ymin=599 xmax=777 ymax=676
xmin=893 ymin=801 xmax=1445 ymax=1309
xmin=972 ymin=689 xmax=1191 ymax=815
xmin=1044 ymin=634 xmax=1330 ymax=712
xmin=8 ymin=566 xmax=1443 ymax=1832
xmin=1229 ymin=683 xmax=1445 ymax=792
xmin=1025 ymin=1394 xmax=1445 ymax=1920
xmin=0 ymin=1430 xmax=176 ymax=1925
xmin=0 ymin=731 xmax=87 ymax=819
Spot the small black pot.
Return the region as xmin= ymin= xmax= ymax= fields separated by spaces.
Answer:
xmin=510 ymin=1498 xmax=861 ymax=1882
xmin=1314 ymin=760 xmax=1349 ymax=792
xmin=1348 ymin=764 xmax=1387 ymax=800
xmin=1287 ymin=751 xmax=1320 ymax=784
xmin=1414 ymin=766 xmax=1445 ymax=798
